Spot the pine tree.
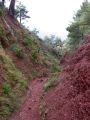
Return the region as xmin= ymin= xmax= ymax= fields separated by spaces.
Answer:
xmin=15 ymin=2 xmax=30 ymax=23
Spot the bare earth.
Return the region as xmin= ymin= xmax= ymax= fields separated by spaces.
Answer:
xmin=10 ymin=77 xmax=47 ymax=120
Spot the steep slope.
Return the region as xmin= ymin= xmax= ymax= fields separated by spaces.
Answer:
xmin=0 ymin=11 xmax=59 ymax=120
xmin=0 ymin=46 xmax=27 ymax=120
xmin=41 ymin=36 xmax=90 ymax=120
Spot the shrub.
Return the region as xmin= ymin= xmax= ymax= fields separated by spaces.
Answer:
xmin=19 ymin=80 xmax=27 ymax=90
xmin=51 ymin=64 xmax=60 ymax=73
xmin=23 ymin=33 xmax=32 ymax=46
xmin=2 ymin=83 xmax=11 ymax=95
xmin=0 ymin=8 xmax=3 ymax=16
xmin=0 ymin=97 xmax=16 ymax=118
xmin=10 ymin=44 xmax=23 ymax=58
xmin=0 ymin=26 xmax=9 ymax=48
xmin=15 ymin=48 xmax=23 ymax=58
xmin=44 ymin=76 xmax=58 ymax=92
xmin=31 ymin=50 xmax=38 ymax=62
xmin=0 ymin=104 xmax=11 ymax=118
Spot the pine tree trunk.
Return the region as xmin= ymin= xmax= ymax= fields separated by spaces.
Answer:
xmin=9 ymin=0 xmax=16 ymax=17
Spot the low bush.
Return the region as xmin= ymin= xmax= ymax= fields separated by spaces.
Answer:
xmin=2 ymin=83 xmax=11 ymax=95
xmin=31 ymin=50 xmax=38 ymax=62
xmin=23 ymin=33 xmax=32 ymax=46
xmin=15 ymin=48 xmax=23 ymax=58
xmin=44 ymin=75 xmax=58 ymax=92
xmin=10 ymin=44 xmax=23 ymax=58
xmin=51 ymin=64 xmax=60 ymax=73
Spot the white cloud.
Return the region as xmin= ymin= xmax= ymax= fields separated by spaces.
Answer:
xmin=19 ymin=0 xmax=84 ymax=40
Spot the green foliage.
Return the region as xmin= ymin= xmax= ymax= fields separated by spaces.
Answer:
xmin=23 ymin=33 xmax=32 ymax=46
xmin=31 ymin=50 xmax=38 ymax=62
xmin=15 ymin=2 xmax=30 ymax=23
xmin=44 ymin=35 xmax=61 ymax=47
xmin=0 ymin=97 xmax=16 ymax=118
xmin=66 ymin=1 xmax=90 ymax=50
xmin=15 ymin=48 xmax=23 ymax=58
xmin=0 ymin=51 xmax=27 ymax=85
xmin=19 ymin=79 xmax=27 ymax=90
xmin=10 ymin=44 xmax=23 ymax=58
xmin=0 ymin=102 xmax=11 ymax=117
xmin=44 ymin=35 xmax=63 ymax=58
xmin=44 ymin=75 xmax=58 ymax=92
xmin=2 ymin=83 xmax=11 ymax=95
xmin=0 ymin=26 xmax=9 ymax=48
xmin=44 ymin=62 xmax=60 ymax=91
xmin=0 ymin=49 xmax=27 ymax=119
xmin=51 ymin=64 xmax=60 ymax=73
xmin=0 ymin=8 xmax=3 ymax=16
xmin=66 ymin=22 xmax=83 ymax=49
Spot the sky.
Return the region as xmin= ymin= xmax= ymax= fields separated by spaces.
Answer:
xmin=18 ymin=0 xmax=85 ymax=40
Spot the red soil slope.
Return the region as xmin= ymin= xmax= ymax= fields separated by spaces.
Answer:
xmin=43 ymin=36 xmax=90 ymax=120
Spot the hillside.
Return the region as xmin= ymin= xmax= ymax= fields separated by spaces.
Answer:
xmin=0 ymin=2 xmax=90 ymax=120
xmin=0 ymin=11 xmax=60 ymax=120
xmin=41 ymin=36 xmax=90 ymax=120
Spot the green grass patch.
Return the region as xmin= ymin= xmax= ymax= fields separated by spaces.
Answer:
xmin=31 ymin=49 xmax=40 ymax=62
xmin=51 ymin=63 xmax=60 ymax=73
xmin=23 ymin=33 xmax=32 ymax=46
xmin=0 ymin=49 xmax=27 ymax=119
xmin=2 ymin=83 xmax=11 ymax=95
xmin=44 ymin=74 xmax=59 ymax=92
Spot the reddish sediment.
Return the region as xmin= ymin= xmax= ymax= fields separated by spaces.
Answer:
xmin=43 ymin=36 xmax=90 ymax=120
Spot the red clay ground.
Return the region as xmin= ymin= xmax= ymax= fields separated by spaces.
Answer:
xmin=42 ymin=36 xmax=90 ymax=120
xmin=10 ymin=77 xmax=47 ymax=120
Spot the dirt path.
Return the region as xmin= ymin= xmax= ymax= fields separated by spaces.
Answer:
xmin=10 ymin=77 xmax=47 ymax=120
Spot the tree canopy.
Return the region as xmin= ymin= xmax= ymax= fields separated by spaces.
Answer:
xmin=15 ymin=2 xmax=30 ymax=24
xmin=66 ymin=0 xmax=90 ymax=49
